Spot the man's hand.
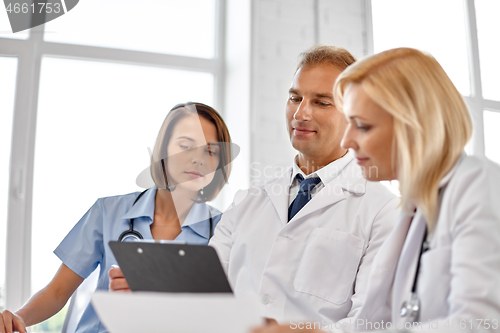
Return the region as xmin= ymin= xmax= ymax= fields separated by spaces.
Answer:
xmin=0 ymin=310 xmax=27 ymax=333
xmin=108 ymin=266 xmax=131 ymax=292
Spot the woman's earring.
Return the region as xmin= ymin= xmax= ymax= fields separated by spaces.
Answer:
xmin=200 ymin=187 xmax=204 ymax=196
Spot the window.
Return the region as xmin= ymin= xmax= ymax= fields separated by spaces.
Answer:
xmin=372 ymin=0 xmax=470 ymax=95
xmin=0 ymin=57 xmax=17 ymax=312
xmin=476 ymin=0 xmax=500 ymax=101
xmin=44 ymin=0 xmax=216 ymax=58
xmin=370 ymin=0 xmax=500 ymax=159
xmin=483 ymin=110 xmax=500 ymax=164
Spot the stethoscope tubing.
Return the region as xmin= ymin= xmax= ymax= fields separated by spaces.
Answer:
xmin=400 ymin=223 xmax=429 ymax=322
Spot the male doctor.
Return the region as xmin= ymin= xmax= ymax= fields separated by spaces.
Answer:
xmin=209 ymin=45 xmax=399 ymax=326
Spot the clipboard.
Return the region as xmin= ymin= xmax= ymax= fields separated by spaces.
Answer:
xmin=109 ymin=241 xmax=232 ymax=293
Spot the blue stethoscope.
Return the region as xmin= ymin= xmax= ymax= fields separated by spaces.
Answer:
xmin=118 ymin=189 xmax=214 ymax=242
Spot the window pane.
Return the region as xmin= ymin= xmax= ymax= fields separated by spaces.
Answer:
xmin=476 ymin=0 xmax=500 ymax=101
xmin=32 ymin=57 xmax=213 ymax=329
xmin=484 ymin=110 xmax=500 ymax=164
xmin=0 ymin=57 xmax=17 ymax=311
xmin=0 ymin=6 xmax=29 ymax=39
xmin=371 ymin=0 xmax=470 ymax=95
xmin=44 ymin=0 xmax=216 ymax=58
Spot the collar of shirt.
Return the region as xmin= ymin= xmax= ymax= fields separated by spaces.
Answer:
xmin=183 ymin=202 xmax=212 ymax=239
xmin=120 ymin=187 xmax=212 ymax=239
xmin=290 ymin=151 xmax=353 ymax=185
xmin=121 ymin=187 xmax=157 ymax=222
xmin=289 ymin=152 xmax=353 ymax=205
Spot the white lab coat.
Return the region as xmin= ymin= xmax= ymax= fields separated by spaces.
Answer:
xmin=351 ymin=155 xmax=500 ymax=333
xmin=209 ymin=158 xmax=399 ymax=325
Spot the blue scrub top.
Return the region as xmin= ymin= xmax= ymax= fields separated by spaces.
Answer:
xmin=54 ymin=188 xmax=222 ymax=333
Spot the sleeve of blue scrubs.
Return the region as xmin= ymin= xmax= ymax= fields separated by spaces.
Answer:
xmin=53 ymin=199 xmax=105 ymax=279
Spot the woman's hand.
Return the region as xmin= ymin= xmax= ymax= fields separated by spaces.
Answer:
xmin=0 ymin=264 xmax=82 ymax=332
xmin=0 ymin=310 xmax=27 ymax=333
xmin=108 ymin=266 xmax=131 ymax=292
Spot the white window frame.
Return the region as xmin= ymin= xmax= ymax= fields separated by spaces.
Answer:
xmin=1 ymin=0 xmax=226 ymax=310
xmin=365 ymin=0 xmax=500 ymax=156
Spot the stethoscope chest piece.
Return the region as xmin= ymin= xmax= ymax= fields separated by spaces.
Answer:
xmin=118 ymin=227 xmax=144 ymax=242
xmin=400 ymin=292 xmax=420 ymax=323
xmin=399 ymin=219 xmax=429 ymax=324
xmin=118 ymin=190 xmax=148 ymax=242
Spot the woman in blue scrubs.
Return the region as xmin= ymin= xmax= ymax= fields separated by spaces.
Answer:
xmin=0 ymin=102 xmax=233 ymax=333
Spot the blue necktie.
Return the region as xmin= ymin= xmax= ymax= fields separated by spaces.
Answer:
xmin=288 ymin=175 xmax=322 ymax=221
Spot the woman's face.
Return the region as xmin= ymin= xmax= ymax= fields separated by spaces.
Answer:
xmin=166 ymin=114 xmax=220 ymax=192
xmin=341 ymin=83 xmax=397 ymax=181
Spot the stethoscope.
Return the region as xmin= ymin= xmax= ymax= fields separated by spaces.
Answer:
xmin=399 ymin=224 xmax=430 ymax=323
xmin=118 ymin=189 xmax=214 ymax=242
xmin=399 ymin=186 xmax=447 ymax=323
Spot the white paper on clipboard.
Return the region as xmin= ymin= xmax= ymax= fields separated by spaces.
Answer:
xmin=91 ymin=291 xmax=262 ymax=333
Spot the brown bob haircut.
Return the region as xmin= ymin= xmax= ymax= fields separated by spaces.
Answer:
xmin=150 ymin=102 xmax=232 ymax=202
xmin=296 ymin=45 xmax=356 ymax=73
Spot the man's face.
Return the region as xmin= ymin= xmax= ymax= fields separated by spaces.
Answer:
xmin=286 ymin=64 xmax=347 ymax=161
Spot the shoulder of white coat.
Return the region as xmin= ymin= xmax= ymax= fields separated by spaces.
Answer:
xmin=341 ymin=161 xmax=397 ymax=204
xmin=360 ymin=182 xmax=400 ymax=227
xmin=446 ymin=155 xmax=500 ymax=203
xmin=364 ymin=181 xmax=398 ymax=204
xmin=439 ymin=155 xmax=500 ymax=247
xmin=453 ymin=154 xmax=500 ymax=178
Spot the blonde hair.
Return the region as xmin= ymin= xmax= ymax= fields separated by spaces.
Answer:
xmin=296 ymin=45 xmax=356 ymax=72
xmin=334 ymin=48 xmax=472 ymax=228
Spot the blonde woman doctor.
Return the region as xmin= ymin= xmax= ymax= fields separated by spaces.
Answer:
xmin=252 ymin=48 xmax=500 ymax=333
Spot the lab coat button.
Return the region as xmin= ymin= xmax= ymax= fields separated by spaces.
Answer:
xmin=260 ymin=294 xmax=271 ymax=305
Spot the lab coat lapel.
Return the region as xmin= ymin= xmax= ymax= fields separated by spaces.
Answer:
xmin=264 ymin=167 xmax=293 ymax=226
xmin=391 ymin=210 xmax=427 ymax=323
xmin=288 ymin=161 xmax=363 ymax=223
xmin=356 ymin=211 xmax=412 ymax=322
